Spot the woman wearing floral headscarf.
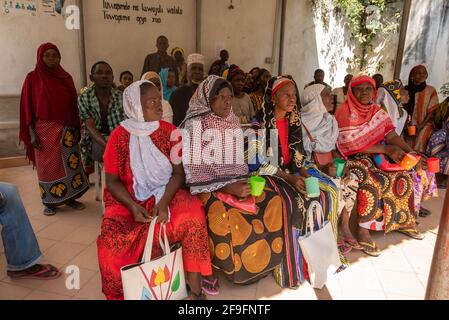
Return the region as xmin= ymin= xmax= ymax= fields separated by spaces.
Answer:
xmin=97 ymin=80 xmax=212 ymax=300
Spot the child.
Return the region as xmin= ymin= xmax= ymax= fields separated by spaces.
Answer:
xmin=117 ymin=71 xmax=133 ymax=91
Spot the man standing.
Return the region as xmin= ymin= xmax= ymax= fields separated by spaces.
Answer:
xmin=170 ymin=54 xmax=205 ymax=127
xmin=208 ymin=49 xmax=230 ymax=76
xmin=305 ymin=69 xmax=331 ymax=89
xmin=141 ymin=35 xmax=178 ymax=84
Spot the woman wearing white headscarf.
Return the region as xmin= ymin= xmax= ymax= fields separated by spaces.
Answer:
xmin=141 ymin=72 xmax=174 ymax=123
xmin=97 ymin=80 xmax=214 ymax=300
xmin=300 ymin=84 xmax=363 ymax=255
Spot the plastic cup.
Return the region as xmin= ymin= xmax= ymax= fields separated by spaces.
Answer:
xmin=305 ymin=177 xmax=320 ymax=198
xmin=333 ymin=158 xmax=346 ymax=178
xmin=408 ymin=126 xmax=417 ymax=136
xmin=427 ymin=158 xmax=440 ymax=173
xmin=250 ymin=176 xmax=266 ymax=197
xmin=401 ymin=153 xmax=419 ymax=170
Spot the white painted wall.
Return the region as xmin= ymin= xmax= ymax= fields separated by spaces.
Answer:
xmin=0 ymin=0 xmax=82 ymax=95
xmin=82 ymin=0 xmax=196 ymax=82
xmin=200 ymin=0 xmax=279 ymax=75
xmin=401 ymin=0 xmax=449 ymax=96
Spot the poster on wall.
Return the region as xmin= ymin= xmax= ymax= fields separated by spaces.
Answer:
xmin=40 ymin=0 xmax=65 ymax=16
xmin=101 ymin=0 xmax=184 ymax=26
xmin=1 ymin=0 xmax=38 ymax=15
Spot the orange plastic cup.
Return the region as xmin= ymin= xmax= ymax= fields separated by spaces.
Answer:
xmin=401 ymin=153 xmax=420 ymax=170
xmin=408 ymin=126 xmax=417 ymax=136
xmin=427 ymin=158 xmax=440 ymax=173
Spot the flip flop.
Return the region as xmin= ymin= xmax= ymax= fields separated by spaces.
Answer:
xmin=202 ymin=278 xmax=220 ymax=296
xmin=66 ymin=200 xmax=86 ymax=211
xmin=7 ymin=264 xmax=62 ymax=280
xmin=43 ymin=206 xmax=57 ymax=216
xmin=359 ymin=241 xmax=381 ymax=257
xmin=343 ymin=237 xmax=364 ymax=250
xmin=397 ymin=229 xmax=425 ymax=240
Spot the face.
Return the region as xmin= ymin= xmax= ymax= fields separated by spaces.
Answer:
xmin=210 ymin=87 xmax=233 ymax=118
xmin=156 ymin=37 xmax=169 ymax=53
xmin=220 ymin=51 xmax=229 ymax=61
xmin=352 ymin=82 xmax=375 ymax=105
xmin=399 ymin=88 xmax=410 ymax=104
xmin=174 ymin=51 xmax=184 ymax=63
xmin=188 ymin=63 xmax=204 ymax=84
xmin=42 ymin=49 xmax=60 ymax=68
xmin=141 ymin=86 xmax=163 ymax=121
xmin=412 ymin=66 xmax=428 ymax=85
xmin=167 ymin=71 xmax=176 ymax=87
xmin=149 ymin=77 xmax=162 ymax=91
xmin=260 ymin=71 xmax=272 ymax=88
xmin=320 ymin=87 xmax=333 ymax=112
xmin=344 ymin=74 xmax=353 ymax=87
xmin=250 ymin=69 xmax=260 ymax=79
xmin=231 ymin=74 xmax=245 ymax=94
xmin=244 ymin=73 xmax=254 ymax=88
xmin=273 ymin=82 xmax=297 ymax=113
xmin=373 ymin=75 xmax=384 ymax=88
xmin=315 ymin=71 xmax=325 ymax=83
xmin=121 ymin=74 xmax=133 ymax=88
xmin=90 ymin=63 xmax=114 ymax=88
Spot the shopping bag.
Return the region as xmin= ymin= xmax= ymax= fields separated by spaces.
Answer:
xmin=121 ymin=219 xmax=188 ymax=300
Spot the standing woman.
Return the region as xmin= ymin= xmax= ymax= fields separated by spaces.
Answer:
xmin=19 ymin=43 xmax=89 ymax=216
xmin=404 ymin=65 xmax=440 ymax=153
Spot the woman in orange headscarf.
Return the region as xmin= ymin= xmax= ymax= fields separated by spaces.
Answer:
xmin=335 ymin=76 xmax=426 ymax=257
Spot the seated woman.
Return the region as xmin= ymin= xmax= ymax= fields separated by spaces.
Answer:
xmin=427 ymin=118 xmax=449 ymax=188
xmin=142 ymin=72 xmax=174 ymax=123
xmin=97 ymin=80 xmax=213 ymax=300
xmin=336 ymin=76 xmax=430 ymax=257
xmin=180 ymin=75 xmax=306 ymax=289
xmin=300 ymin=84 xmax=362 ymax=254
xmin=248 ymin=76 xmax=344 ymax=286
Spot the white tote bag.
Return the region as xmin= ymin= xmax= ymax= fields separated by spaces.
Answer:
xmin=121 ymin=219 xmax=188 ymax=300
xmin=298 ymin=201 xmax=342 ymax=289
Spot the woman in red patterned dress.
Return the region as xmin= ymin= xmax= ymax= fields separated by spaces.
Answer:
xmin=97 ymin=80 xmax=213 ymax=300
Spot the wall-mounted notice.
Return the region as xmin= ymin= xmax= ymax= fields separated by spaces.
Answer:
xmin=1 ymin=0 xmax=38 ymax=15
xmin=102 ymin=0 xmax=184 ymax=25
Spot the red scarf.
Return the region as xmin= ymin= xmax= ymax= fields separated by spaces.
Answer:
xmin=335 ymin=75 xmax=395 ymax=158
xmin=20 ymin=43 xmax=80 ymax=164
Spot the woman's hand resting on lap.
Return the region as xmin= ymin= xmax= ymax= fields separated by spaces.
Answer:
xmin=222 ymin=181 xmax=251 ymax=199
xmin=385 ymin=145 xmax=406 ymax=163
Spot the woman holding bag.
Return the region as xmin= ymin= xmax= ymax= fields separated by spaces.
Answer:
xmin=97 ymin=80 xmax=213 ymax=300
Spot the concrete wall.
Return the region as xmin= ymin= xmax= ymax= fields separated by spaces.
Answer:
xmin=401 ymin=0 xmax=449 ymax=95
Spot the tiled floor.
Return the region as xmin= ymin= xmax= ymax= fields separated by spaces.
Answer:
xmin=0 ymin=165 xmax=445 ymax=300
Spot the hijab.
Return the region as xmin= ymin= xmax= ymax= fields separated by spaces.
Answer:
xmin=404 ymin=65 xmax=428 ymax=115
xmin=159 ymin=68 xmax=177 ymax=101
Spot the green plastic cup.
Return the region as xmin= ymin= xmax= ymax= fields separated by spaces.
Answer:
xmin=250 ymin=176 xmax=266 ymax=197
xmin=334 ymin=158 xmax=347 ymax=178
xmin=305 ymin=177 xmax=320 ymax=198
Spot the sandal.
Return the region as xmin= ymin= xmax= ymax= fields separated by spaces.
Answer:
xmin=337 ymin=241 xmax=352 ymax=255
xmin=397 ymin=229 xmax=425 ymax=240
xmin=359 ymin=241 xmax=381 ymax=257
xmin=66 ymin=200 xmax=86 ymax=211
xmin=43 ymin=206 xmax=57 ymax=216
xmin=343 ymin=237 xmax=363 ymax=250
xmin=202 ymin=278 xmax=220 ymax=296
xmin=7 ymin=264 xmax=61 ymax=280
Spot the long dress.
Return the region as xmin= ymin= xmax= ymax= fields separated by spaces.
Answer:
xmin=97 ymin=123 xmax=212 ymax=300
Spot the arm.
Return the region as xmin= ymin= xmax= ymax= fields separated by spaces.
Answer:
xmin=385 ymin=131 xmax=413 ymax=153
xmin=28 ymin=121 xmax=41 ymax=149
xmin=85 ymin=118 xmax=107 ymax=147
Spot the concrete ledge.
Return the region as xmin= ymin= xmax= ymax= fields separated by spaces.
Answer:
xmin=0 ymin=156 xmax=29 ymax=169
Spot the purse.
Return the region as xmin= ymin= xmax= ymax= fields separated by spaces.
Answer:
xmin=298 ymin=201 xmax=341 ymax=289
xmin=216 ymin=192 xmax=257 ymax=214
xmin=121 ymin=219 xmax=188 ymax=300
xmin=303 ymin=124 xmax=334 ymax=166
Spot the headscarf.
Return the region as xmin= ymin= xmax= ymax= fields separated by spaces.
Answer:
xmin=159 ymin=68 xmax=177 ymax=101
xmin=180 ymin=75 xmax=248 ymax=194
xmin=377 ymin=80 xmax=408 ymax=135
xmin=255 ymin=75 xmax=306 ymax=173
xmin=300 ymin=84 xmax=339 ymax=158
xmin=404 ymin=65 xmax=427 ymax=115
xmin=141 ymin=72 xmax=173 ymax=123
xmin=187 ymin=53 xmax=205 ymax=67
xmin=335 ymin=75 xmax=395 ymax=158
xmin=19 ymin=43 xmax=80 ymax=165
xmin=171 ymin=47 xmax=184 ymax=59
xmin=226 ymin=64 xmax=244 ymax=81
xmin=121 ymin=80 xmax=172 ymax=203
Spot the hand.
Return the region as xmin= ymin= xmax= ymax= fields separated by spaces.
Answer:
xmin=289 ymin=175 xmax=306 ymax=193
xmin=130 ymin=203 xmax=152 ymax=223
xmin=30 ymin=131 xmax=41 ymax=150
xmin=223 ymin=180 xmax=251 ymax=199
xmin=412 ymin=152 xmax=428 ymax=171
xmin=385 ymin=145 xmax=406 ymax=163
xmin=152 ymin=202 xmax=169 ymax=224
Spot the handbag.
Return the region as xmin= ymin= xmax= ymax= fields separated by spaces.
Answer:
xmin=303 ymin=124 xmax=334 ymax=166
xmin=215 ymin=192 xmax=257 ymax=214
xmin=298 ymin=201 xmax=341 ymax=289
xmin=121 ymin=219 xmax=188 ymax=300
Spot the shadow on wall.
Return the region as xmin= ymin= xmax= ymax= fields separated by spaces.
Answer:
xmin=402 ymin=0 xmax=449 ymax=91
